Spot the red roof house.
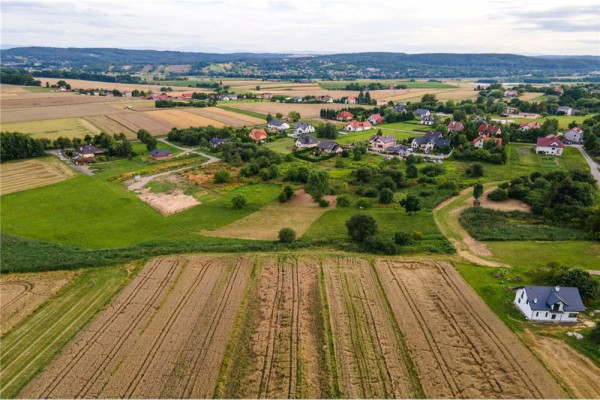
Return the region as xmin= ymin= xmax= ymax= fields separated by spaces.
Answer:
xmin=368 ymin=114 xmax=384 ymax=124
xmin=179 ymin=92 xmax=193 ymax=99
xmin=346 ymin=96 xmax=357 ymax=104
xmin=345 ymin=120 xmax=373 ymax=132
xmin=519 ymin=122 xmax=541 ymax=131
xmin=448 ymin=121 xmax=464 ymax=132
xmin=478 ymin=123 xmax=502 ymax=135
xmin=249 ymin=128 xmax=268 ymax=142
xmin=336 ymin=111 xmax=353 ymax=121
xmin=472 ymin=135 xmax=502 ymax=148
xmin=536 ymin=135 xmax=564 ymax=156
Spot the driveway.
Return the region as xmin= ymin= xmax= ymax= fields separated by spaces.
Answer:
xmin=573 ymin=145 xmax=600 ymax=188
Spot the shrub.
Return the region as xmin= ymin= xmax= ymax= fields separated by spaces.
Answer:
xmin=554 ymin=268 xmax=600 ymax=302
xmin=318 ymin=198 xmax=330 ymax=207
xmin=279 ymin=192 xmax=289 ymax=203
xmin=362 ymin=236 xmax=398 ymax=255
xmin=487 ymin=188 xmax=508 ymax=201
xmin=305 ymin=170 xmax=331 ymax=200
xmin=406 ymin=164 xmax=418 ymax=178
xmin=356 ymin=198 xmax=371 ymax=209
xmin=379 ymin=188 xmax=394 ymax=204
xmin=231 ymin=195 xmax=247 ymax=209
xmin=412 ymin=231 xmax=423 ymax=241
xmin=213 ymin=170 xmax=231 ymax=184
xmin=364 ymin=188 xmax=379 ymax=198
xmin=346 ymin=213 xmax=378 ymax=242
xmin=394 ymin=232 xmax=413 ymax=246
xmin=378 ymin=176 xmax=397 ymax=191
xmin=278 ymin=227 xmax=296 ymax=243
xmin=591 ymin=324 xmax=600 ymax=345
xmin=336 ymin=195 xmax=350 ymax=207
xmin=421 ymin=164 xmax=446 ymax=177
xmin=400 ymin=194 xmax=421 ymax=215
xmin=466 ymin=162 xmax=484 ymax=177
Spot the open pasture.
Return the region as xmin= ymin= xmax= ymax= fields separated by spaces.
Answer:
xmin=184 ymin=106 xmax=264 ymax=126
xmin=147 ymin=109 xmax=226 ymax=129
xmin=107 ymin=111 xmax=174 ymax=135
xmin=0 ymin=158 xmax=76 ymax=196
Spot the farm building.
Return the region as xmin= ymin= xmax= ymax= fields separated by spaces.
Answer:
xmin=336 ymin=111 xmax=353 ymax=121
xmin=77 ymin=145 xmax=104 ymax=159
xmin=557 ymin=106 xmax=574 ymax=116
xmin=447 ymin=121 xmax=464 ymax=132
xmin=369 ymin=135 xmax=396 ymax=151
xmin=317 ymin=140 xmax=343 ymax=154
xmin=150 ymin=149 xmax=173 ymax=161
xmin=564 ymin=127 xmax=584 ymax=143
xmin=536 ymin=135 xmax=564 ymax=156
xmin=218 ymin=94 xmax=238 ymax=101
xmin=267 ymin=120 xmax=290 ymax=131
xmin=368 ymin=114 xmax=384 ymax=124
xmin=178 ymin=93 xmax=193 ymax=99
xmin=514 ymin=286 xmax=585 ymax=322
xmin=420 ymin=115 xmax=434 ymax=125
xmin=519 ymin=122 xmax=541 ymax=131
xmin=414 ymin=108 xmax=430 ymax=118
xmin=345 ymin=120 xmax=373 ymax=132
xmin=472 ymin=135 xmax=502 ymax=149
xmin=478 ymin=123 xmax=502 ymax=136
xmin=294 ymin=122 xmax=315 ymax=135
xmin=249 ymin=129 xmax=268 ymax=143
xmin=261 ymin=92 xmax=273 ymax=100
xmin=209 ymin=137 xmax=231 ymax=149
xmin=502 ymin=107 xmax=519 ymax=116
xmin=295 ymin=135 xmax=318 ymax=149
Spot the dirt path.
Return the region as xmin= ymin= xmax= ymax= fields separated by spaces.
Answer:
xmin=375 ymin=260 xmax=566 ymax=399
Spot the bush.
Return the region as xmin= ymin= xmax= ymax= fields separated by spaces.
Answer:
xmin=364 ymin=188 xmax=379 ymax=198
xmin=362 ymin=236 xmax=398 ymax=255
xmin=318 ymin=198 xmax=330 ymax=207
xmin=466 ymin=162 xmax=485 ymax=177
xmin=591 ymin=324 xmax=600 ymax=345
xmin=406 ymin=164 xmax=418 ymax=178
xmin=278 ymin=227 xmax=296 ymax=243
xmin=421 ymin=164 xmax=446 ymax=177
xmin=394 ymin=232 xmax=413 ymax=246
xmin=279 ymin=192 xmax=289 ymax=203
xmin=283 ymin=185 xmax=294 ymax=199
xmin=379 ymin=188 xmax=394 ymax=204
xmin=554 ymin=268 xmax=600 ymax=302
xmin=378 ymin=176 xmax=397 ymax=191
xmin=336 ymin=195 xmax=350 ymax=207
xmin=231 ymin=195 xmax=247 ymax=209
xmin=487 ymin=188 xmax=508 ymax=201
xmin=346 ymin=213 xmax=378 ymax=242
xmin=412 ymin=231 xmax=423 ymax=241
xmin=213 ymin=170 xmax=231 ymax=184
xmin=356 ymin=198 xmax=370 ymax=209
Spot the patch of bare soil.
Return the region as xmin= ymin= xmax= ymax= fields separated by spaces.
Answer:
xmin=138 ymin=188 xmax=200 ymax=216
xmin=523 ymin=330 xmax=600 ymax=398
xmin=376 ymin=260 xmax=566 ymax=399
xmin=481 ymin=187 xmax=531 ymax=212
xmin=0 ymin=271 xmax=76 ymax=336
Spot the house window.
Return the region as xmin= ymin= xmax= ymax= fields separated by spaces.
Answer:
xmin=535 ymin=312 xmax=539 ymax=317
xmin=521 ymin=292 xmax=524 ymax=299
xmin=526 ymin=300 xmax=529 ymax=305
xmin=546 ymin=312 xmax=548 ymax=317
xmin=551 ymin=314 xmax=557 ymax=320
xmin=568 ymin=313 xmax=577 ymax=318
xmin=518 ymin=298 xmax=521 ymax=304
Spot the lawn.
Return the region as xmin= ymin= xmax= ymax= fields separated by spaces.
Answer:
xmin=377 ymin=121 xmax=429 ymax=132
xmin=499 ymin=114 xmax=591 ymax=130
xmin=263 ymin=137 xmax=295 ymax=154
xmin=0 ymin=263 xmax=138 ymax=398
xmin=486 ymin=241 xmax=600 ymax=270
xmin=336 ymin=128 xmax=421 ymax=146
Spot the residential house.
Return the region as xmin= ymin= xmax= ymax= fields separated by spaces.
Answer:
xmin=261 ymin=92 xmax=273 ymax=100
xmin=346 ymin=96 xmax=357 ymax=104
xmin=295 ymin=135 xmax=318 ymax=149
xmin=209 ymin=137 xmax=231 ymax=149
xmin=294 ymin=122 xmax=315 ymax=135
xmin=411 ymin=131 xmax=450 ymax=153
xmin=502 ymin=107 xmax=519 ymax=116
xmin=447 ymin=121 xmax=464 ymax=132
xmin=420 ymin=115 xmax=435 ymax=125
xmin=369 ymin=135 xmax=397 ymax=151
xmin=564 ymin=127 xmax=584 ymax=144
xmin=478 ymin=123 xmax=502 ymax=136
xmin=554 ymin=87 xmax=564 ymax=95
xmin=249 ymin=128 xmax=268 ymax=143
xmin=58 ymin=86 xmax=67 ymax=92
xmin=345 ymin=120 xmax=373 ymax=132
xmin=336 ymin=111 xmax=353 ymax=121
xmin=519 ymin=122 xmax=541 ymax=131
xmin=536 ymin=135 xmax=564 ymax=156
xmin=472 ymin=135 xmax=502 ymax=149
xmin=368 ymin=114 xmax=384 ymax=125
xmin=77 ymin=145 xmax=104 ymax=159
xmin=178 ymin=92 xmax=193 ymax=99
xmin=414 ymin=108 xmax=430 ymax=118
xmin=150 ymin=149 xmax=173 ymax=161
xmin=267 ymin=120 xmax=290 ymax=131
xmin=218 ymin=93 xmax=238 ymax=101
xmin=504 ymin=89 xmax=519 ymax=97
xmin=318 ymin=95 xmax=334 ymax=103
xmin=514 ymin=286 xmax=585 ymax=322
xmin=557 ymin=106 xmax=574 ymax=116
xmin=317 ymin=140 xmax=343 ymax=154
xmin=393 ymin=105 xmax=407 ymax=114
xmin=386 ymin=145 xmax=411 ymax=155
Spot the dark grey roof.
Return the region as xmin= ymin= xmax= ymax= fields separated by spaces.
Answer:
xmin=393 ymin=105 xmax=406 ymax=113
xmin=412 ymin=136 xmax=450 ymax=147
xmin=421 ymin=115 xmax=435 ymax=121
xmin=415 ymin=108 xmax=430 ymax=116
xmin=387 ymin=145 xmax=409 ymax=153
xmin=524 ymin=286 xmax=585 ymax=312
xmin=294 ymin=122 xmax=314 ymax=130
xmin=370 ymin=134 xmax=396 ymax=144
xmin=425 ymin=131 xmax=443 ymax=139
xmin=296 ymin=135 xmax=317 ymax=145
xmin=150 ymin=149 xmax=172 ymax=157
xmin=210 ymin=137 xmax=231 ymax=145
xmin=268 ymin=120 xmax=287 ymax=127
xmin=318 ymin=140 xmax=339 ymax=150
xmin=77 ymin=145 xmax=103 ymax=155
xmin=434 ymin=138 xmax=451 ymax=147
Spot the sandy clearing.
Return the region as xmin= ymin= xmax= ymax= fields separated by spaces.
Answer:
xmin=376 ymin=260 xmax=566 ymax=399
xmin=204 ymin=190 xmax=336 ymax=240
xmin=107 ymin=112 xmax=173 ymax=135
xmin=138 ymin=189 xmax=200 ymax=216
xmin=0 ymin=158 xmax=76 ymax=196
xmin=324 ymin=257 xmax=418 ymax=398
xmin=0 ymin=271 xmax=76 ymax=336
xmin=482 ymin=187 xmax=531 ymax=212
xmin=20 ymin=256 xmax=251 ymax=399
xmin=147 ymin=109 xmax=226 ymax=129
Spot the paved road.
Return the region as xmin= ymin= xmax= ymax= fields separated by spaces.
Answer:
xmin=573 ymin=145 xmax=600 ymax=188
xmin=45 ymin=150 xmax=94 ymax=175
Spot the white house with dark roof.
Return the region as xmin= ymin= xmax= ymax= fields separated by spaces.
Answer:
xmin=514 ymin=286 xmax=585 ymax=322
xmin=294 ymin=135 xmax=318 ymax=149
xmin=420 ymin=115 xmax=434 ymax=125
xmin=293 ymin=122 xmax=315 ymax=136
xmin=267 ymin=120 xmax=290 ymax=131
xmin=557 ymin=106 xmax=574 ymax=116
xmin=317 ymin=140 xmax=343 ymax=154
xmin=414 ymin=108 xmax=430 ymax=118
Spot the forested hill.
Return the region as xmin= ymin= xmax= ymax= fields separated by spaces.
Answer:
xmin=2 ymin=47 xmax=599 ymax=79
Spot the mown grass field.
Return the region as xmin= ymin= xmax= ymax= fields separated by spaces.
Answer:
xmin=0 ymin=263 xmax=138 ymax=398
xmin=0 ymin=157 xmax=76 ymax=195
xmin=486 ymin=241 xmax=600 ymax=270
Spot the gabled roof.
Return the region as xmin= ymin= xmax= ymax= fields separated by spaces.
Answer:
xmin=424 ymin=131 xmax=443 ymax=139
xmin=77 ymin=145 xmax=103 ymax=155
xmin=393 ymin=105 xmax=406 ymax=113
xmin=317 ymin=140 xmax=339 ymax=150
xmin=523 ymin=286 xmax=585 ymax=312
xmin=369 ymin=113 xmax=384 ymax=122
xmin=415 ymin=108 xmax=430 ymax=116
xmin=448 ymin=121 xmax=464 ymax=131
xmin=478 ymin=124 xmax=501 ymax=134
xmin=421 ymin=115 xmax=434 ymax=121
xmin=346 ymin=120 xmax=373 ymax=129
xmin=413 ymin=136 xmax=450 ymax=147
xmin=296 ymin=135 xmax=317 ymax=145
xmin=337 ymin=111 xmax=353 ymax=118
xmin=150 ymin=149 xmax=172 ymax=157
xmin=370 ymin=134 xmax=396 ymax=144
xmin=268 ymin=120 xmax=288 ymax=127
xmin=519 ymin=122 xmax=540 ymax=129
xmin=210 ymin=137 xmax=231 ymax=144
xmin=249 ymin=128 xmax=268 ymax=141
xmin=565 ymin=127 xmax=583 ymax=134
xmin=557 ymin=106 xmax=572 ymax=111
xmin=537 ymin=135 xmax=564 ymax=148
xmin=294 ymin=122 xmax=314 ymax=130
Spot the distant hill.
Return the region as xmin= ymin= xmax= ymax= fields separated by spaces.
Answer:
xmin=2 ymin=47 xmax=599 ymax=79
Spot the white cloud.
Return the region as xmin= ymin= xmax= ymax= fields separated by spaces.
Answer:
xmin=1 ymin=0 xmax=599 ymax=54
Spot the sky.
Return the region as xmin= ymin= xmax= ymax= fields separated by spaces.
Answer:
xmin=2 ymin=0 xmax=599 ymax=55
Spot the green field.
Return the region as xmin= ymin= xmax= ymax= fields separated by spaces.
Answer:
xmin=501 ymin=114 xmax=590 ymax=130
xmin=0 ymin=263 xmax=138 ymax=398
xmin=486 ymin=241 xmax=600 ymax=270
xmin=263 ymin=137 xmax=295 ymax=153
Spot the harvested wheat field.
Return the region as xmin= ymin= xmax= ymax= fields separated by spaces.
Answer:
xmin=204 ymin=190 xmax=336 ymax=240
xmin=220 ymin=257 xmax=332 ymax=398
xmin=0 ymin=118 xmax=102 ymax=140
xmin=375 ymin=260 xmax=566 ymax=399
xmin=0 ymin=270 xmax=76 ymax=336
xmin=33 ymin=77 xmax=206 ymax=93
xmin=0 ymin=158 xmax=76 ymax=196
xmin=186 ymin=107 xmax=264 ymax=126
xmin=226 ymin=102 xmax=352 ymax=119
xmin=148 ymin=109 xmax=225 ymax=129
xmin=324 ymin=257 xmax=422 ymax=398
xmin=84 ymin=115 xmax=136 ymax=137
xmin=0 ymin=93 xmax=128 ymax=110
xmin=107 ymin=112 xmax=173 ymax=135
xmin=1 ymin=102 xmax=123 ymax=124
xmin=20 ymin=256 xmax=252 ymax=399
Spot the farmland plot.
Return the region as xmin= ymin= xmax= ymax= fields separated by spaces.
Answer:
xmin=375 ymin=260 xmax=566 ymax=399
xmin=221 ymin=257 xmax=331 ymax=398
xmin=225 ymin=102 xmax=351 ymax=119
xmin=85 ymin=115 xmax=136 ymax=137
xmin=107 ymin=112 xmax=173 ymax=135
xmin=20 ymin=256 xmax=251 ymax=399
xmin=185 ymin=107 xmax=264 ymax=126
xmin=147 ymin=109 xmax=226 ymax=129
xmin=0 ymin=158 xmax=76 ymax=196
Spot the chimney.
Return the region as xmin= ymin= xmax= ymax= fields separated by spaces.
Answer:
xmin=533 ymin=298 xmax=537 ymax=304
xmin=555 ymin=286 xmax=560 ymax=292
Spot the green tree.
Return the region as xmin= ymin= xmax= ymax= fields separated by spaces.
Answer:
xmin=276 ymin=112 xmax=283 ymax=119
xmin=288 ymin=111 xmax=301 ymax=122
xmin=305 ymin=170 xmax=331 ymax=201
xmin=278 ymin=227 xmax=296 ymax=243
xmin=231 ymin=195 xmax=247 ymax=209
xmin=591 ymin=324 xmax=600 ymax=344
xmin=214 ymin=170 xmax=231 ymax=184
xmin=336 ymin=195 xmax=350 ymax=207
xmin=541 ymin=119 xmax=559 ymax=135
xmin=346 ymin=213 xmax=378 ymax=242
xmin=379 ymin=188 xmax=394 ymax=204
xmin=399 ymin=194 xmax=421 ymax=215
xmin=554 ymin=268 xmax=600 ymax=302
xmin=266 ymin=112 xmax=273 ymax=123
xmin=406 ymin=164 xmax=418 ymax=178
xmin=466 ymin=163 xmax=484 ymax=177
xmin=473 ymin=183 xmax=484 ymax=200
